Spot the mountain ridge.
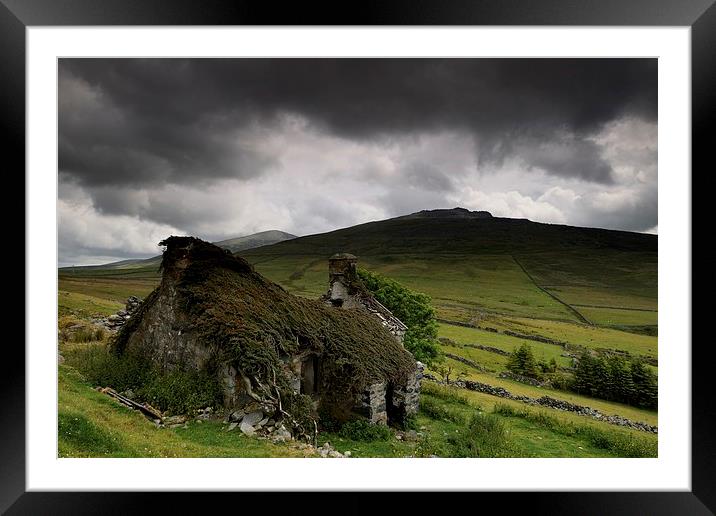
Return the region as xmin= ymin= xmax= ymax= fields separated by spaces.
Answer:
xmin=240 ymin=207 xmax=656 ymax=260
xmin=60 ymin=229 xmax=297 ymax=270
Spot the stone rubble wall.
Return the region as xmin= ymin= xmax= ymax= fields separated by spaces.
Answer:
xmin=357 ymin=362 xmax=424 ymax=425
xmin=438 ymin=336 xmax=525 ymax=358
xmin=438 ymin=324 xmax=658 ymax=368
xmin=423 ymin=376 xmax=657 ymax=433
xmin=497 ymin=370 xmax=546 ymax=387
xmin=443 ymin=352 xmax=487 ymax=372
xmin=94 ymin=295 xmax=143 ymax=332
xmin=358 ymin=381 xmax=389 ymax=424
xmin=464 ymin=343 xmax=511 ymax=356
xmin=121 ymin=285 xmax=213 ymax=373
xmin=502 ymin=329 xmax=568 ymax=347
xmin=391 ymin=361 xmax=424 ymax=420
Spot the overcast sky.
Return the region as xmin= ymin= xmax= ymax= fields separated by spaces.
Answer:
xmin=58 ymin=58 xmax=657 ymax=266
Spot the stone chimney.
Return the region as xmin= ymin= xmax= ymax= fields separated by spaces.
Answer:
xmin=324 ymin=253 xmax=408 ymax=344
xmin=327 ymin=253 xmax=358 ymax=308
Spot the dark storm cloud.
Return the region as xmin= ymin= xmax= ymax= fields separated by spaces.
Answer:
xmin=59 ymin=58 xmax=656 ymax=188
xmin=58 ymin=58 xmax=658 ymax=265
xmin=499 ymin=134 xmax=615 ymax=183
xmin=403 ymin=163 xmax=456 ymax=192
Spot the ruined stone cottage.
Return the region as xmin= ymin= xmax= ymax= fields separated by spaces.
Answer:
xmin=111 ymin=236 xmax=422 ymax=436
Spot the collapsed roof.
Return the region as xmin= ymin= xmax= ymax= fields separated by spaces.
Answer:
xmin=111 ymin=236 xmax=419 ymax=432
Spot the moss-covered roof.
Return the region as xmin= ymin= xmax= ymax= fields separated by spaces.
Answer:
xmin=115 ymin=236 xmax=416 ymax=396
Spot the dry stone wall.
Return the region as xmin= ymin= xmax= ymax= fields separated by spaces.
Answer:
xmin=424 ymin=376 xmax=657 ymax=433
xmin=94 ymin=296 xmax=143 ymax=332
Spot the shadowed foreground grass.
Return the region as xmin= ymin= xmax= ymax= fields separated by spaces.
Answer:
xmin=59 ymin=362 xmax=657 ymax=458
xmin=58 ymin=365 xmax=314 ymax=458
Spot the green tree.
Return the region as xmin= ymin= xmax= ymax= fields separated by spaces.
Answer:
xmin=549 ymin=357 xmax=558 ymax=373
xmin=606 ymin=354 xmax=634 ymax=403
xmin=357 ymin=268 xmax=440 ymax=365
xmin=630 ymin=360 xmax=658 ymax=409
xmin=506 ymin=343 xmax=539 ymax=378
xmin=572 ymin=352 xmax=657 ymax=409
xmin=572 ymin=352 xmax=607 ymax=397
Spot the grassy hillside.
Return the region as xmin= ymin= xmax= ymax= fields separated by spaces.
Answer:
xmin=57 ymin=209 xmax=658 ymax=457
xmin=241 ymin=210 xmax=656 ymax=330
xmin=214 ymin=230 xmax=297 ymax=253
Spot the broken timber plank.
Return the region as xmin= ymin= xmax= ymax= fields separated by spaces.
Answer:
xmin=99 ymin=387 xmax=163 ymax=422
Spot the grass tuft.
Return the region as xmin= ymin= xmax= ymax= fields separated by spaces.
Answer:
xmin=419 ymin=397 xmax=467 ymax=425
xmin=58 ymin=411 xmax=124 ymax=456
xmin=338 ymin=420 xmax=392 ymax=442
xmin=446 ymin=413 xmax=518 ymax=457
xmin=64 ymin=343 xmax=222 ymax=415
xmin=493 ymin=403 xmax=657 ymax=457
xmin=421 ymin=382 xmax=472 ymax=406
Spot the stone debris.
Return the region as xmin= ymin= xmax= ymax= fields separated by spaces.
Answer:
xmin=163 ymin=414 xmax=188 ymax=426
xmin=228 ymin=410 xmax=245 ymax=423
xmin=220 ymin=408 xmax=295 ymax=442
xmin=240 ymin=421 xmax=256 ymax=436
xmin=242 ymin=410 xmax=264 ymax=427
xmin=195 ymin=407 xmax=213 ymax=420
xmin=317 ymin=442 xmax=345 ymax=458
xmin=270 ymin=424 xmax=293 ymax=443
xmin=94 ymin=296 xmax=143 ymax=332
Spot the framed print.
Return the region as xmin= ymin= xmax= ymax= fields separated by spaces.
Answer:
xmin=4 ymin=0 xmax=713 ymax=513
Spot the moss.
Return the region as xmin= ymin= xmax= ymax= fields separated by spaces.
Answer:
xmin=110 ymin=287 xmax=160 ymax=356
xmin=112 ymin=236 xmax=417 ymax=431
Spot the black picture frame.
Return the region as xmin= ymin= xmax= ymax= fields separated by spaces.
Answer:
xmin=4 ymin=0 xmax=712 ymax=513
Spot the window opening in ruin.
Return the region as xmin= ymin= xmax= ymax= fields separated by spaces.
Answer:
xmin=301 ymin=356 xmax=320 ymax=395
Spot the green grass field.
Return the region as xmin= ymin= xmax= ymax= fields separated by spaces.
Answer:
xmin=474 ymin=316 xmax=658 ymax=360
xmin=438 ymin=323 xmax=571 ymax=367
xmin=58 ymin=365 xmax=313 ymax=458
xmin=57 ymin=212 xmax=657 ymax=457
xmin=58 ymin=290 xmax=125 ymax=318
xmin=59 ymin=362 xmax=656 ymax=458
xmin=248 ymin=253 xmax=584 ymax=322
xmin=432 ymin=357 xmax=658 ymax=427
xmin=575 ymin=306 xmax=658 ymax=327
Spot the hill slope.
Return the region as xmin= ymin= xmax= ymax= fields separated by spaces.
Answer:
xmin=60 ymin=230 xmax=297 ymax=271
xmin=212 ymin=230 xmax=297 ymax=253
xmin=57 ymin=208 xmax=659 ymax=457
xmin=241 ymin=208 xmax=657 ymax=327
xmin=243 ymin=208 xmax=654 ymax=257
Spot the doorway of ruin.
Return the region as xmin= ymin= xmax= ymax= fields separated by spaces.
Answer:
xmin=386 ymin=382 xmax=399 ymax=426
